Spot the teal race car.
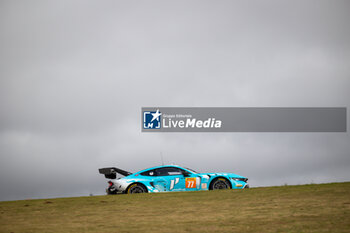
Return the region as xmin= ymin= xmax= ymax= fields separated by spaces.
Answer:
xmin=99 ymin=165 xmax=248 ymax=194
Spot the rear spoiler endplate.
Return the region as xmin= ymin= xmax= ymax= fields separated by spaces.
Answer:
xmin=98 ymin=167 xmax=132 ymax=179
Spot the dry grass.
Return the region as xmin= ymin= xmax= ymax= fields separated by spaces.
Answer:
xmin=1 ymin=182 xmax=350 ymax=232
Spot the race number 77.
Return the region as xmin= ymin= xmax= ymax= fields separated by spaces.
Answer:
xmin=185 ymin=178 xmax=196 ymax=188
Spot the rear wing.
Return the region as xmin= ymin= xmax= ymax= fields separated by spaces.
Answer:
xmin=98 ymin=167 xmax=132 ymax=179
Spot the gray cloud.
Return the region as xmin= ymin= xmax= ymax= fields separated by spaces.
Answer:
xmin=0 ymin=0 xmax=349 ymax=201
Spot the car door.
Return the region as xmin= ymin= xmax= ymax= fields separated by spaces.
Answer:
xmin=154 ymin=167 xmax=186 ymax=192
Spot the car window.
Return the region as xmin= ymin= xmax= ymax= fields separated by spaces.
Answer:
xmin=155 ymin=167 xmax=183 ymax=176
xmin=140 ymin=170 xmax=156 ymax=176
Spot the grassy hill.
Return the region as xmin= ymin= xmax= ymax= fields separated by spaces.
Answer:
xmin=1 ymin=182 xmax=350 ymax=232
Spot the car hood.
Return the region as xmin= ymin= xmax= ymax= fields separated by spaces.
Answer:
xmin=198 ymin=173 xmax=246 ymax=179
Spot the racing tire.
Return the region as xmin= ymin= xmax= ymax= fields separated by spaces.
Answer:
xmin=209 ymin=178 xmax=231 ymax=190
xmin=126 ymin=183 xmax=148 ymax=194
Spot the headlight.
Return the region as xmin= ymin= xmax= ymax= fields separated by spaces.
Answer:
xmin=231 ymin=177 xmax=248 ymax=182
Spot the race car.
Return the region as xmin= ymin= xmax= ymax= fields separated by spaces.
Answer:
xmin=99 ymin=165 xmax=248 ymax=194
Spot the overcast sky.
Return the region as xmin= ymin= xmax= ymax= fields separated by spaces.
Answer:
xmin=0 ymin=0 xmax=349 ymax=201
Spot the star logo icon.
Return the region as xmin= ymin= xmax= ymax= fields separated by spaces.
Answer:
xmin=151 ymin=109 xmax=162 ymax=122
xmin=143 ymin=109 xmax=162 ymax=129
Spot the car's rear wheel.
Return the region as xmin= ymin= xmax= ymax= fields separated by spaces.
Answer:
xmin=127 ymin=183 xmax=147 ymax=194
xmin=210 ymin=178 xmax=231 ymax=190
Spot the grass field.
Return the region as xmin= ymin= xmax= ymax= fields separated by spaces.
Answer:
xmin=1 ymin=182 xmax=350 ymax=233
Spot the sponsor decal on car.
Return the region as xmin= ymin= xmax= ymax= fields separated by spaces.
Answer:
xmin=186 ymin=178 xmax=196 ymax=188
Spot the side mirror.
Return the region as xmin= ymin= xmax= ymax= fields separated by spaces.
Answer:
xmin=182 ymin=171 xmax=191 ymax=177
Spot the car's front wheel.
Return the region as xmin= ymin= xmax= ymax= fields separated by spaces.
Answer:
xmin=127 ymin=183 xmax=147 ymax=194
xmin=210 ymin=178 xmax=231 ymax=190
